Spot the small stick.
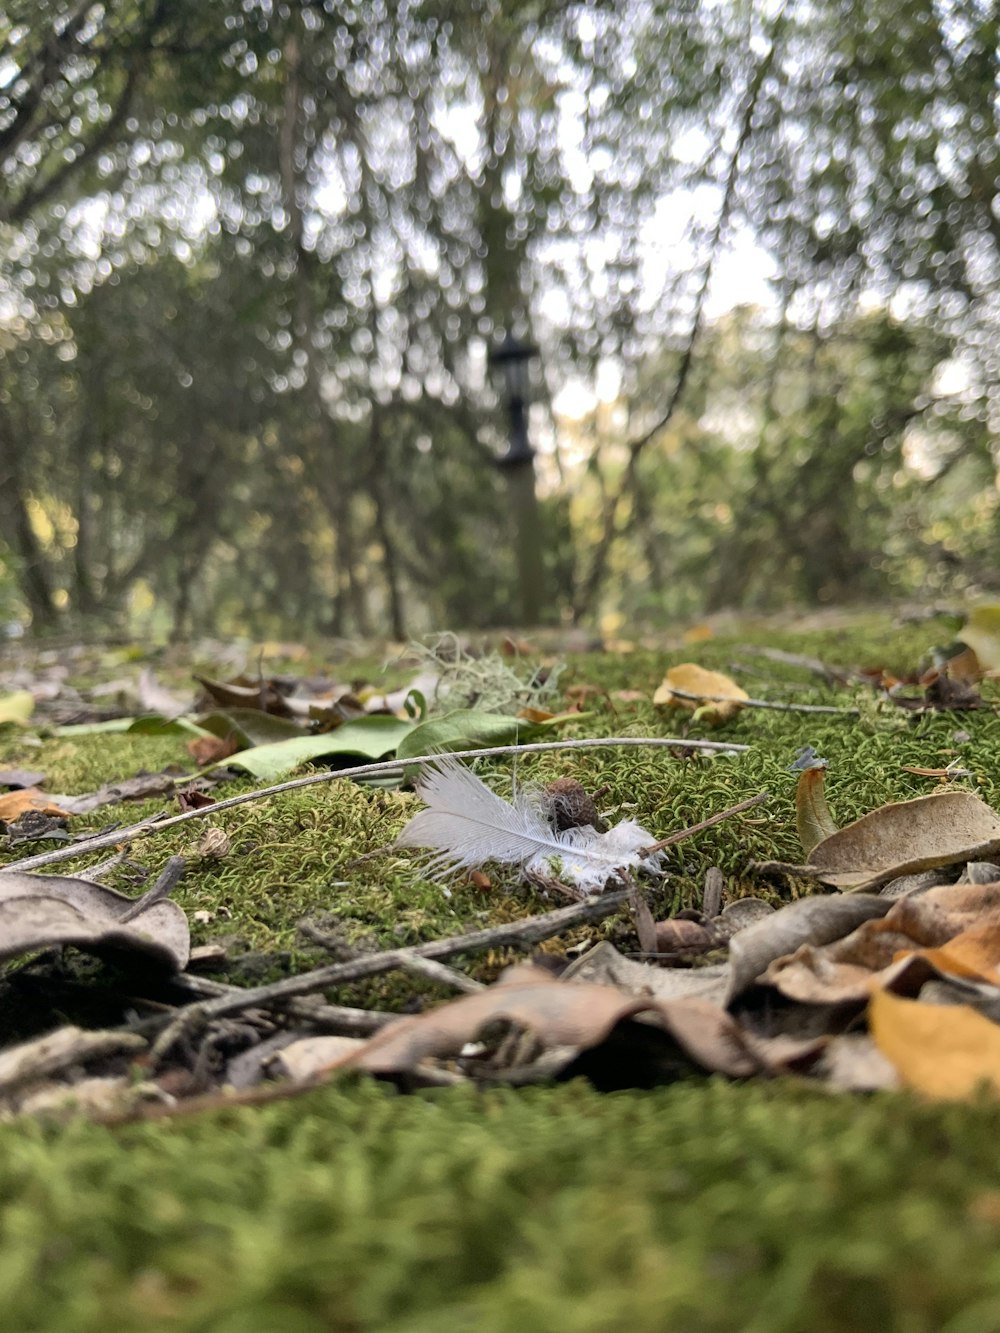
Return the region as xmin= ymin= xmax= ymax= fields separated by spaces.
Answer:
xmin=702 ymin=866 xmax=725 ymax=918
xmin=158 ymin=975 xmax=396 ymax=1037
xmin=641 ymin=791 xmax=769 ymax=854
xmin=667 ymin=687 xmax=858 ymax=716
xmin=3 ymin=737 xmax=750 ymax=875
xmin=734 ymin=644 xmax=859 ymax=684
xmin=397 ymin=956 xmax=485 ymax=994
xmin=149 ymin=889 xmax=630 ymax=1060
xmin=298 ymin=920 xmax=484 ymax=995
xmin=119 ymin=855 xmax=186 ymax=922
xmin=82 ymin=851 xmax=130 ymax=882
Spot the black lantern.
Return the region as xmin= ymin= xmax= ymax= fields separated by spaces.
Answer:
xmin=489 ymin=331 xmax=539 ymax=467
xmin=485 ymin=329 xmax=545 ymax=623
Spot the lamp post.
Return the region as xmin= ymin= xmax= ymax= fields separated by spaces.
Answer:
xmin=489 ymin=331 xmax=544 ymax=625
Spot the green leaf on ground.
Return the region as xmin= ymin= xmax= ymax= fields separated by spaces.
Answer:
xmin=196 ymin=708 xmax=304 ymax=748
xmin=56 ymin=715 xmax=209 ymax=738
xmin=219 ymin=715 xmax=415 ymax=780
xmin=395 ymin=708 xmax=578 ymax=761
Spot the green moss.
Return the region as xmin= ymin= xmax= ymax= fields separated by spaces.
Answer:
xmin=3 ymin=611 xmax=1000 ymax=1329
xmin=2 ymin=1079 xmax=1000 ymax=1332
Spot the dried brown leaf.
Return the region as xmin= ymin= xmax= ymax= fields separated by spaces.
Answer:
xmin=726 ymin=894 xmax=891 ymax=1001
xmin=561 ymin=940 xmax=730 ymax=1006
xmin=808 ymin=791 xmax=1000 ymax=892
xmin=187 ymin=734 xmax=240 ymax=767
xmin=795 ymin=767 xmax=838 ymax=857
xmin=654 ymin=917 xmax=716 ymax=953
xmin=136 ymin=668 xmax=191 ymax=718
xmin=0 ymin=789 xmax=70 ymax=823
xmin=0 ymin=871 xmax=189 ymax=970
xmin=764 ymin=881 xmax=1000 ymax=1004
xmin=54 ymin=771 xmax=179 ymax=816
xmin=274 ymin=1036 xmax=367 ymax=1082
xmin=327 ymin=974 xmax=758 ymax=1080
xmin=193 ymin=673 xmax=293 ymax=717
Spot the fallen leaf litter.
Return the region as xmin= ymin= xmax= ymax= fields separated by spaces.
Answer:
xmin=5 ymin=628 xmax=1000 ymax=1120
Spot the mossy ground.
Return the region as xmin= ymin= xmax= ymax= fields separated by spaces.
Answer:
xmin=2 ymin=610 xmax=999 ymax=1330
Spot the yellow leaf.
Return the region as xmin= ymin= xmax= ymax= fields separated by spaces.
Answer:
xmin=0 ymin=788 xmax=69 ymax=821
xmin=683 ymin=624 xmax=715 ymax=643
xmin=517 ymin=706 xmax=556 ymax=723
xmin=960 ymin=604 xmax=1000 ymax=673
xmin=652 ymin=664 xmax=749 ymax=723
xmin=869 ymin=989 xmax=1000 ymax=1100
xmin=0 ymin=690 xmax=34 ymax=725
xmin=914 ymin=921 xmax=1000 ymax=983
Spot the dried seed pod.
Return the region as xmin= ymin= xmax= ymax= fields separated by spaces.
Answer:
xmin=542 ymin=778 xmax=607 ymax=833
xmin=191 ymin=826 xmax=231 ymax=859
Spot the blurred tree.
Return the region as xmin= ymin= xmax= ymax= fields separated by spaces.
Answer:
xmin=2 ymin=0 xmax=999 ymax=635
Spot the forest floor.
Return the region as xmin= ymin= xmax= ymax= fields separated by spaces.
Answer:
xmin=3 ymin=608 xmax=1000 ymax=1332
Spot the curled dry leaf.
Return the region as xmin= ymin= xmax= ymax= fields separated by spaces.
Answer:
xmin=653 ymin=664 xmax=749 ymax=723
xmin=191 ymin=826 xmax=230 ymax=859
xmin=53 ymin=770 xmax=180 ymax=816
xmin=654 ymin=917 xmax=717 ymax=953
xmin=561 ymin=940 xmax=730 ymax=1006
xmin=765 ymin=880 xmax=1000 ymax=1004
xmin=713 ymin=897 xmax=774 ymax=939
xmin=726 ymin=894 xmax=891 ymax=1002
xmin=188 ymin=733 xmax=240 ymax=767
xmin=137 ymin=668 xmax=191 ymax=719
xmin=0 ymin=871 xmax=189 ymax=970
xmin=794 ymin=766 xmax=838 ymax=857
xmin=325 ymin=972 xmax=759 ymax=1080
xmin=807 ymin=791 xmax=1000 ymax=892
xmin=193 ymin=673 xmax=294 ymax=717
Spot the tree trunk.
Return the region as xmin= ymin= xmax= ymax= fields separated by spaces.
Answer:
xmin=0 ymin=400 xmax=59 ymax=628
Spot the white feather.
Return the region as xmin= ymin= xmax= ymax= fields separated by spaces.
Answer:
xmin=395 ymin=758 xmax=662 ymax=890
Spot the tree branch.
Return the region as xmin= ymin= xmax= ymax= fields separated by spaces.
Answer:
xmin=574 ymin=17 xmax=785 ymax=618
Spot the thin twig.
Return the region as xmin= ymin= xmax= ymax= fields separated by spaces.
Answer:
xmin=667 ymin=688 xmax=858 ymax=716
xmin=396 ymin=956 xmax=485 ymax=994
xmin=2 ymin=738 xmax=750 ymax=875
xmin=734 ymin=644 xmax=860 ymax=685
xmin=119 ymin=855 xmax=186 ymax=922
xmin=160 ymin=975 xmax=396 ymax=1037
xmin=702 ymin=866 xmax=725 ymax=918
xmin=298 ymin=920 xmax=485 ymax=995
xmin=81 ymin=851 xmax=129 ymax=882
xmin=148 ymin=889 xmax=630 ymax=1060
xmin=641 ymin=792 xmax=770 ymax=854
xmin=726 ymin=664 xmax=818 ymax=693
